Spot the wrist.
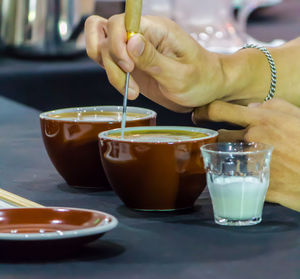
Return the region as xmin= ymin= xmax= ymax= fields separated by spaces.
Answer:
xmin=192 ymin=51 xmax=228 ymax=106
xmin=219 ymin=48 xmax=271 ymax=104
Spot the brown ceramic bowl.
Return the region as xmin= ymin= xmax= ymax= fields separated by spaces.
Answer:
xmin=0 ymin=207 xmax=118 ymax=247
xmin=40 ymin=106 xmax=156 ymax=188
xmin=99 ymin=126 xmax=218 ymax=211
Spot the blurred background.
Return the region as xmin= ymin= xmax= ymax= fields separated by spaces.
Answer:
xmin=0 ymin=0 xmax=299 ymax=127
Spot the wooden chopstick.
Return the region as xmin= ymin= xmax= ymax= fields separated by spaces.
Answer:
xmin=0 ymin=188 xmax=44 ymax=208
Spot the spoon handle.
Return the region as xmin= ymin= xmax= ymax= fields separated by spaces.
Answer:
xmin=121 ymin=0 xmax=143 ymax=138
xmin=125 ymin=0 xmax=143 ymax=35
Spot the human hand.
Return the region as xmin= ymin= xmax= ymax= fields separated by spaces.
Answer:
xmin=193 ymin=98 xmax=300 ymax=212
xmin=85 ymin=14 xmax=225 ymax=112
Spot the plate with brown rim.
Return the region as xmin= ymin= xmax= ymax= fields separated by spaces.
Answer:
xmin=0 ymin=207 xmax=118 ymax=248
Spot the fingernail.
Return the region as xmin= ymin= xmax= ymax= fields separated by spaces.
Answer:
xmin=248 ymin=103 xmax=261 ymax=108
xmin=128 ymin=87 xmax=137 ymax=99
xmin=118 ymin=60 xmax=130 ymax=72
xmin=128 ymin=35 xmax=145 ymax=57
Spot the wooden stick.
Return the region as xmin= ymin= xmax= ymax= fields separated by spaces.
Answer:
xmin=125 ymin=0 xmax=143 ymax=34
xmin=0 ymin=188 xmax=44 ymax=208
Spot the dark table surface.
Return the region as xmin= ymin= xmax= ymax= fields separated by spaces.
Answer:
xmin=0 ymin=96 xmax=300 ymax=279
xmin=0 ymin=0 xmax=300 ymax=278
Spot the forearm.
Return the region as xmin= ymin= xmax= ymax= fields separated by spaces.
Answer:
xmin=220 ymin=37 xmax=300 ymax=106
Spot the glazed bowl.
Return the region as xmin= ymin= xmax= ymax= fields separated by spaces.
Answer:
xmin=40 ymin=106 xmax=156 ymax=188
xmin=99 ymin=126 xmax=218 ymax=210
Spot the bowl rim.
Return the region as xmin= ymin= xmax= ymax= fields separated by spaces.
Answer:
xmin=98 ymin=126 xmax=218 ymax=144
xmin=39 ymin=106 xmax=157 ymax=123
xmin=200 ymin=142 xmax=274 ymax=155
xmin=0 ymin=207 xmax=118 ymax=241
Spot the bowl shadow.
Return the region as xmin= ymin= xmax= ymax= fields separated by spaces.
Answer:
xmin=116 ymin=204 xmax=199 ymax=220
xmin=57 ymin=183 xmax=112 ymax=194
xmin=0 ymin=240 xmax=125 ymax=263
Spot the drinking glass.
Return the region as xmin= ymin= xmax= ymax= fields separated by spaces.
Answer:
xmin=201 ymin=142 xmax=273 ymax=226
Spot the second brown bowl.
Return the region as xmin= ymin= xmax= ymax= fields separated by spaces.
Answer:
xmin=99 ymin=126 xmax=218 ymax=210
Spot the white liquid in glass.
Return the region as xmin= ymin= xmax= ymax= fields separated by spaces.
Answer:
xmin=208 ymin=176 xmax=268 ymax=220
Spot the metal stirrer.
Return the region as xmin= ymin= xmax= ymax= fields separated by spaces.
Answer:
xmin=121 ymin=0 xmax=143 ymax=139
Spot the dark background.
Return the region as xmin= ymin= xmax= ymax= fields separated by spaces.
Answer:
xmin=0 ymin=0 xmax=299 ymax=128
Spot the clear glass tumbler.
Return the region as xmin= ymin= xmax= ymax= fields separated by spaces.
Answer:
xmin=201 ymin=142 xmax=273 ymax=226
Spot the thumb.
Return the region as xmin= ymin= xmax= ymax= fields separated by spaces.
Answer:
xmin=127 ymin=34 xmax=183 ymax=85
xmin=217 ymin=129 xmax=247 ymax=142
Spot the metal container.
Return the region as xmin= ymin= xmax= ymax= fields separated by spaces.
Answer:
xmin=0 ymin=0 xmax=95 ymax=57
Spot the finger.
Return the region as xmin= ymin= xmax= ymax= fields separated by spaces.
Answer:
xmin=131 ymin=68 xmax=192 ymax=113
xmin=106 ymin=14 xmax=135 ymax=73
xmin=243 ymin=126 xmax=270 ymax=143
xmin=106 ymin=14 xmax=190 ymax=84
xmin=192 ymin=101 xmax=262 ymax=127
xmin=245 ymin=124 xmax=299 ymax=157
xmin=217 ymin=129 xmax=247 ymax=142
xmin=102 ymin=48 xmax=139 ymax=100
xmin=266 ymin=189 xmax=300 ymax=212
xmin=127 ymin=34 xmax=192 ymax=94
xmin=262 ymin=98 xmax=300 ymax=117
xmin=85 ymin=15 xmax=108 ymax=66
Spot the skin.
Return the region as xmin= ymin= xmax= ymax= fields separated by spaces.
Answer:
xmin=85 ymin=14 xmax=225 ymax=112
xmin=85 ymin=14 xmax=300 ymax=110
xmin=193 ymin=98 xmax=300 ymax=212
